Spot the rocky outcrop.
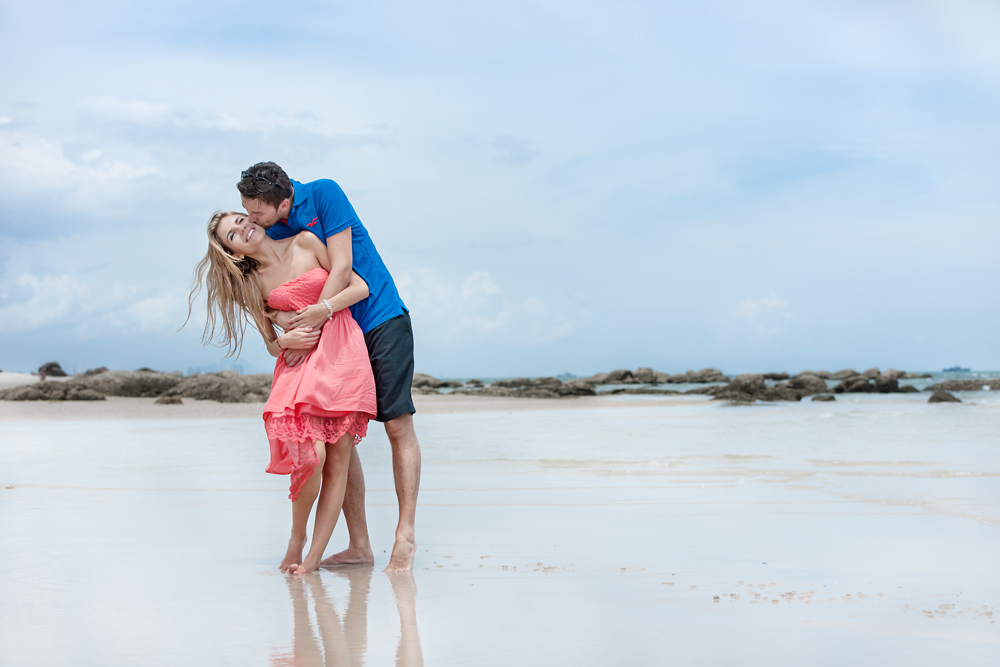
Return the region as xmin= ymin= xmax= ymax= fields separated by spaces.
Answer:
xmin=466 ymin=379 xmax=483 ymax=387
xmin=604 ymin=369 xmax=639 ymax=384
xmin=0 ymin=382 xmax=104 ymax=401
xmin=155 ymin=395 xmax=183 ymax=405
xmin=763 ymin=372 xmax=789 ymax=381
xmin=68 ymin=369 xmax=184 ymax=398
xmin=492 ymin=377 xmax=532 ymax=388
xmin=811 ymin=394 xmax=835 ymax=402
xmin=873 ymin=370 xmax=903 ymax=393
xmin=928 ymin=390 xmax=961 ymax=403
xmin=713 ymin=374 xmax=767 ymax=402
xmin=834 ymin=376 xmax=874 ymax=393
xmin=829 ymin=369 xmax=859 ymax=380
xmin=39 ymin=361 xmax=67 ymax=377
xmin=411 ymin=373 xmax=442 ymax=389
xmin=925 ymin=380 xmax=1000 ymax=392
xmin=159 ymin=371 xmax=272 ymax=403
xmin=437 ymin=380 xmax=463 ymax=388
xmin=606 ymin=387 xmax=681 ymax=396
xmin=861 ymin=367 xmax=880 ymax=379
xmin=789 ymin=373 xmax=829 ymax=395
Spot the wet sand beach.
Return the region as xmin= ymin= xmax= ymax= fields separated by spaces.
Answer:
xmin=1 ymin=391 xmax=998 ymax=665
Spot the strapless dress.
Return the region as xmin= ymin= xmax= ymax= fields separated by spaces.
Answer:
xmin=263 ymin=267 xmax=377 ymax=500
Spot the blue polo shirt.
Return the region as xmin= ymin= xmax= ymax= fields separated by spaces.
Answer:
xmin=265 ymin=178 xmax=407 ymax=334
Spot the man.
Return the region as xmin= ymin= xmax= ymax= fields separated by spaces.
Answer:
xmin=238 ymin=162 xmax=420 ymax=572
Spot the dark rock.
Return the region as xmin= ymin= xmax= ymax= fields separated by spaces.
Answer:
xmin=155 ymin=395 xmax=183 ymax=405
xmin=135 ymin=367 xmax=157 ymax=373
xmin=68 ymin=369 xmax=184 ymax=398
xmin=928 ymin=390 xmax=961 ymax=403
xmin=713 ymin=374 xmax=767 ymax=403
xmin=558 ymin=380 xmax=597 ymax=396
xmin=811 ymin=394 xmax=836 ymax=402
xmin=39 ymin=362 xmax=67 ymax=377
xmin=652 ymin=371 xmax=671 ymax=384
xmin=437 ymin=380 xmax=463 ymax=388
xmin=159 ymin=371 xmax=272 ymax=403
xmin=926 ymin=380 xmax=1000 ymax=392
xmin=761 ymin=386 xmax=804 ymax=402
xmin=0 ymin=382 xmax=105 ymax=401
xmin=789 ymin=373 xmax=829 ymax=395
xmin=684 ymin=386 xmax=720 ymax=395
xmin=492 ymin=377 xmax=532 ymax=388
xmin=605 ymin=387 xmax=680 ymax=396
xmin=466 ymin=379 xmax=483 ymax=387
xmin=605 ymin=369 xmax=637 ymax=384
xmin=829 ymin=369 xmax=859 ymax=380
xmin=809 ymin=371 xmax=833 ymax=379
xmin=834 ymin=376 xmax=874 ymax=393
xmin=83 ymin=366 xmax=109 ymax=376
xmin=861 ymin=367 xmax=880 ymax=379
xmin=898 ymin=385 xmax=919 ymax=393
xmin=531 ymin=377 xmax=563 ymax=387
xmin=693 ymin=368 xmax=729 ymax=383
xmin=413 ymin=386 xmax=440 ymax=395
xmin=902 ymin=372 xmax=932 ymax=379
xmin=579 ymin=372 xmax=610 ymax=385
xmin=632 ymin=367 xmax=655 ymax=384
xmin=873 ymin=370 xmax=903 ymax=393
xmin=762 ymin=372 xmax=789 ymax=381
xmin=412 ymin=373 xmax=442 ymax=389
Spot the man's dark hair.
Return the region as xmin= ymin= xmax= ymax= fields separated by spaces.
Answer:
xmin=237 ymin=161 xmax=293 ymax=208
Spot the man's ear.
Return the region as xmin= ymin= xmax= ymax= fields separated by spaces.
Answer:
xmin=278 ymin=198 xmax=291 ymax=217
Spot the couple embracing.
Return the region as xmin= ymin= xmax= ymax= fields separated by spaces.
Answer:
xmin=192 ymin=162 xmax=420 ymax=574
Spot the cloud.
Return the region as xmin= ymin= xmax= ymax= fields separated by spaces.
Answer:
xmin=0 ymin=273 xmax=91 ymax=333
xmin=732 ymin=291 xmax=791 ymax=337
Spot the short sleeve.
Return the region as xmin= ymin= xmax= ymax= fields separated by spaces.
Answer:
xmin=314 ymin=180 xmax=359 ymax=239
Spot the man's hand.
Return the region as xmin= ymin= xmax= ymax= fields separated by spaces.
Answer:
xmin=288 ymin=303 xmax=331 ymax=330
xmin=282 ymin=348 xmax=311 ymax=368
xmin=279 ymin=326 xmax=320 ymax=350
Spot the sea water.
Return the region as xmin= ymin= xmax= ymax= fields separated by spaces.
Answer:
xmin=1 ymin=392 xmax=998 ymax=666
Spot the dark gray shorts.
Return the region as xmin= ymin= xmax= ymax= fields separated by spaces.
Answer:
xmin=363 ymin=311 xmax=416 ymax=422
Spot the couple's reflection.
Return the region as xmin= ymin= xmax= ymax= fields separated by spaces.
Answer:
xmin=274 ymin=566 xmax=423 ymax=667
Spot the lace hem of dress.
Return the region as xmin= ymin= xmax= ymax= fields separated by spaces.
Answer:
xmin=266 ymin=411 xmax=370 ymax=448
xmin=265 ymin=412 xmax=370 ymax=501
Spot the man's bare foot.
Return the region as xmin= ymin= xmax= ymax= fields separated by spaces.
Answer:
xmin=384 ymin=535 xmax=416 ymax=573
xmin=321 ymin=546 xmax=375 ymax=568
xmin=291 ymin=554 xmax=322 ymax=576
xmin=280 ymin=535 xmax=307 ymax=573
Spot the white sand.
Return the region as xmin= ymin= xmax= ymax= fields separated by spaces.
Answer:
xmin=1 ymin=390 xmax=997 ymax=665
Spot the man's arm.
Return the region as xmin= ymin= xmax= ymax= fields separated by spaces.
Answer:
xmin=287 ymin=227 xmax=353 ymax=329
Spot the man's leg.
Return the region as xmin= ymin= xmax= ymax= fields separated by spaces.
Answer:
xmin=320 ymin=447 xmax=375 ymax=566
xmin=384 ymin=412 xmax=421 ymax=572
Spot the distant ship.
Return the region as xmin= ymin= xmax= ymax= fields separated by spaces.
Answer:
xmin=943 ymin=366 xmax=970 ymax=372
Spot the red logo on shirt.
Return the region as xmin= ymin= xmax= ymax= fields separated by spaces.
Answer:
xmin=307 ymin=217 xmax=319 ymax=227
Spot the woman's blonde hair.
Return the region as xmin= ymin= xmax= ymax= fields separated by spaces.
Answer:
xmin=185 ymin=211 xmax=276 ymax=357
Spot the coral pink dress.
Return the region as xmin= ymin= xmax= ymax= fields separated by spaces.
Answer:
xmin=263 ymin=267 xmax=377 ymax=500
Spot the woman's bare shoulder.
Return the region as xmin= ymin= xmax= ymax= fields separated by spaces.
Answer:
xmin=292 ymin=231 xmax=325 ymax=252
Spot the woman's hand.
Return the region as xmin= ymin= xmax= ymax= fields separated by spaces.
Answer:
xmin=278 ymin=326 xmax=321 ymax=350
xmin=288 ymin=303 xmax=331 ymax=330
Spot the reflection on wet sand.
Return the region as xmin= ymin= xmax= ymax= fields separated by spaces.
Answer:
xmin=273 ymin=567 xmax=423 ymax=667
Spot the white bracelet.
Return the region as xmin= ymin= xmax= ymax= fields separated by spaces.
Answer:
xmin=321 ymin=300 xmax=333 ymax=320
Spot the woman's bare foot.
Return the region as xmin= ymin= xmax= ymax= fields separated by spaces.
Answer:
xmin=291 ymin=554 xmax=322 ymax=576
xmin=321 ymin=546 xmax=375 ymax=568
xmin=280 ymin=535 xmax=307 ymax=573
xmin=384 ymin=535 xmax=416 ymax=573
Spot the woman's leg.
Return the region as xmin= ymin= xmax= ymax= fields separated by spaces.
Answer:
xmin=293 ymin=433 xmax=355 ymax=575
xmin=281 ymin=440 xmax=328 ymax=573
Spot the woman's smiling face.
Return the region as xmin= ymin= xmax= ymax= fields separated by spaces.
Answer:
xmin=216 ymin=213 xmax=264 ymax=257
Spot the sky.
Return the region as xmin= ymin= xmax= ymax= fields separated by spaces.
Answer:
xmin=1 ymin=0 xmax=998 ymax=378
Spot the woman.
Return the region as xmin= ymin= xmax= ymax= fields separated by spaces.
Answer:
xmin=190 ymin=211 xmax=376 ymax=575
